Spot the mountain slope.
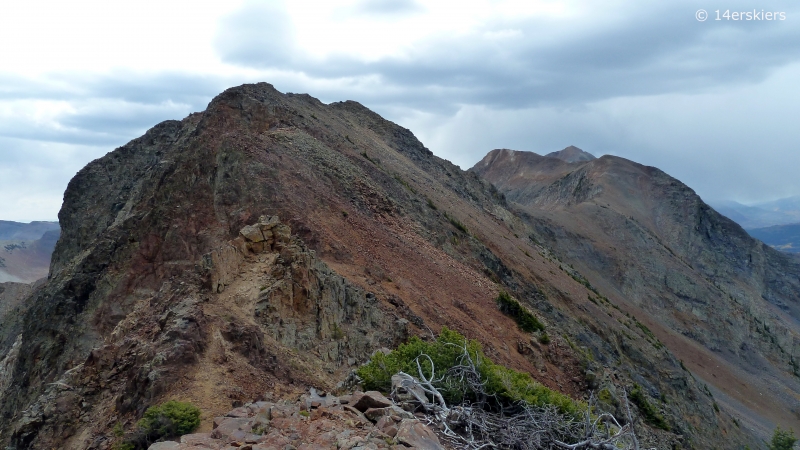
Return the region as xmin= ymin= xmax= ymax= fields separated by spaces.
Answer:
xmin=472 ymin=148 xmax=800 ymax=441
xmin=0 ymin=84 xmax=750 ymax=449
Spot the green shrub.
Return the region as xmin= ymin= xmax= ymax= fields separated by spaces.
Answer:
xmin=629 ymin=385 xmax=669 ymax=430
xmin=539 ymin=332 xmax=551 ymax=345
xmin=356 ymin=327 xmax=581 ymax=416
xmin=444 ymin=212 xmax=469 ymax=234
xmin=496 ymin=292 xmax=544 ymax=333
xmin=138 ymin=400 xmax=201 ymax=439
xmin=769 ymin=427 xmax=797 ymax=450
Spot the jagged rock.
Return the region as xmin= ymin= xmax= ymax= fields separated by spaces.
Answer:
xmin=364 ymin=405 xmax=413 ymax=423
xmin=303 ymin=387 xmax=339 ymax=410
xmin=350 ymin=391 xmax=392 ymax=412
xmin=375 ymin=416 xmax=399 ymax=437
xmin=240 ymin=224 xmax=266 ymax=243
xmin=226 ymin=406 xmax=251 ymax=418
xmin=395 ymin=419 xmax=444 ymax=450
xmin=180 ymin=433 xmax=222 ymax=449
xmin=147 ymin=442 xmax=180 ymax=450
xmin=211 ymin=417 xmax=253 ymax=440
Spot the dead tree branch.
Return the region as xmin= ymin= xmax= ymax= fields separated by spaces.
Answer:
xmin=390 ymin=341 xmax=649 ymax=450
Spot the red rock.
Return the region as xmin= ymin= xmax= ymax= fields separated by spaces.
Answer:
xmin=395 ymin=419 xmax=444 ymax=450
xmin=210 ymin=417 xmax=253 ymax=440
xmin=350 ymin=391 xmax=392 ymax=412
xmin=147 ymin=443 xmax=180 ymax=450
xmin=180 ymin=433 xmax=223 ymax=449
xmin=226 ymin=406 xmax=252 ymax=418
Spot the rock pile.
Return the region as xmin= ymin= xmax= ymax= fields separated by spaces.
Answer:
xmin=147 ymin=389 xmax=445 ymax=450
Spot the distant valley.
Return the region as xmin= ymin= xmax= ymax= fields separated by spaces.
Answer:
xmin=709 ymin=197 xmax=800 ymax=254
xmin=0 ymin=220 xmax=60 ymax=283
xmin=747 ymin=222 xmax=800 ymax=253
xmin=711 ymin=196 xmax=800 ymax=229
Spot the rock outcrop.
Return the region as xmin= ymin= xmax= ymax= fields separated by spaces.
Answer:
xmin=142 ymin=388 xmax=444 ymax=450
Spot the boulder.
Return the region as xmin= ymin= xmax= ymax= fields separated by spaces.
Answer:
xmin=240 ymin=225 xmax=265 ymax=243
xmin=364 ymin=405 xmax=413 ymax=422
xmin=180 ymin=433 xmax=223 ymax=449
xmin=272 ymin=224 xmax=291 ymax=246
xmin=147 ymin=442 xmax=180 ymax=450
xmin=395 ymin=419 xmax=444 ymax=450
xmin=350 ymin=391 xmax=392 ymax=412
xmin=211 ymin=417 xmax=253 ymax=440
xmin=226 ymin=406 xmax=252 ymax=418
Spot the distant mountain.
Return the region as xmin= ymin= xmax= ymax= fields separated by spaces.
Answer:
xmin=472 ymin=148 xmax=800 ymax=440
xmin=0 ymin=222 xmax=60 ymax=283
xmin=544 ymin=145 xmax=596 ymax=163
xmin=0 ymin=221 xmax=59 ymax=241
xmin=748 ymin=222 xmax=800 ymax=253
xmin=711 ymin=196 xmax=800 ymax=229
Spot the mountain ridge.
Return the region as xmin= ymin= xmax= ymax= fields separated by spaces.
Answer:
xmin=471 ymin=147 xmax=800 ymax=441
xmin=0 ymin=84 xmax=756 ymax=449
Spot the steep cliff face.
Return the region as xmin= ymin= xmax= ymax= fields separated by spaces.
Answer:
xmin=473 ymin=148 xmax=800 ymax=439
xmin=0 ymin=84 xmax=753 ymax=449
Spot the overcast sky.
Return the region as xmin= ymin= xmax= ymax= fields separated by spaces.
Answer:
xmin=1 ymin=0 xmax=799 ymax=222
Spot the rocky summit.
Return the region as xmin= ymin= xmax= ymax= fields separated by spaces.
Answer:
xmin=472 ymin=148 xmax=800 ymax=441
xmin=0 ymin=83 xmax=792 ymax=449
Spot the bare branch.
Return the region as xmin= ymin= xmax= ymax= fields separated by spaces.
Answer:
xmin=389 ymin=340 xmax=645 ymax=450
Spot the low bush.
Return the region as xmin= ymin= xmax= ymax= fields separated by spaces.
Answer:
xmin=538 ymin=331 xmax=551 ymax=345
xmin=769 ymin=426 xmax=797 ymax=450
xmin=117 ymin=401 xmax=201 ymax=449
xmin=496 ymin=291 xmax=545 ymax=332
xmin=357 ymin=327 xmax=581 ymax=416
xmin=629 ymin=385 xmax=669 ymax=430
xmin=138 ymin=400 xmax=201 ymax=438
xmin=443 ymin=212 xmax=469 ymax=234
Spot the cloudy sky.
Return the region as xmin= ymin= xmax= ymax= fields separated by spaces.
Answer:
xmin=1 ymin=0 xmax=799 ymax=222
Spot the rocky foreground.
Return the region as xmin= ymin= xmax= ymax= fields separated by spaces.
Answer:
xmin=147 ymin=389 xmax=445 ymax=450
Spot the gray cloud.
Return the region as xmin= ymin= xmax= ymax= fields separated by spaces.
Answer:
xmin=0 ymin=72 xmax=240 ymax=148
xmin=3 ymin=0 xmax=800 ymax=221
xmin=216 ymin=1 xmax=800 ymax=113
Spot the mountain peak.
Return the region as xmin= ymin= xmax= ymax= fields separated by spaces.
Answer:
xmin=545 ymin=145 xmax=596 ymax=163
